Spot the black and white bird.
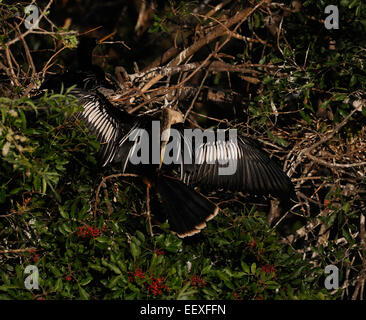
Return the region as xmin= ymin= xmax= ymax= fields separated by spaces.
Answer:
xmin=38 ymin=36 xmax=295 ymax=238
xmin=68 ymin=88 xmax=295 ymax=238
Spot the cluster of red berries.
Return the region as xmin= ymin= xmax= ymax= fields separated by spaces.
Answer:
xmin=128 ymin=268 xmax=145 ymax=282
xmin=27 ymin=248 xmax=39 ymax=263
xmin=128 ymin=267 xmax=170 ymax=296
xmin=147 ymin=277 xmax=170 ymax=296
xmin=249 ymin=238 xmax=256 ymax=250
xmin=154 ymin=249 xmax=164 ymax=256
xmin=76 ymin=225 xmax=107 ymax=238
xmin=190 ymin=275 xmax=206 ymax=288
xmin=233 ymin=288 xmax=244 ymax=300
xmin=260 ymin=264 xmax=277 ymax=277
xmin=33 ymin=253 xmax=39 ymax=263
xmin=247 ymin=238 xmax=265 ymax=260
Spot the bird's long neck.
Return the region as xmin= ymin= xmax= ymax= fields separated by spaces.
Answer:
xmin=159 ymin=109 xmax=184 ymax=168
xmin=77 ymin=40 xmax=95 ymax=70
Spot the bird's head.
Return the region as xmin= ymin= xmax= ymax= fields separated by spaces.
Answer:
xmin=162 ymin=108 xmax=184 ymax=127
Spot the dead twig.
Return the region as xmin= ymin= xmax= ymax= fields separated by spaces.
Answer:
xmin=140 ymin=1 xmax=266 ymax=93
xmin=0 ymin=248 xmax=37 ymax=255
xmin=94 ymin=173 xmax=139 ymax=218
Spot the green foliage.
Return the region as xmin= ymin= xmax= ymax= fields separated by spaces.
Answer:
xmin=149 ymin=14 xmax=169 ymax=33
xmin=2 ymin=0 xmax=365 ymax=301
xmin=0 ymin=93 xmax=335 ymax=300
xmin=240 ymin=0 xmax=366 ymax=133
xmin=0 ymin=104 xmax=330 ymax=301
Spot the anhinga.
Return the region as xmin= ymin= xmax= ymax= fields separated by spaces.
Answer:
xmin=71 ymin=89 xmax=219 ymax=237
xmin=69 ymin=88 xmax=295 ymax=238
xmin=38 ymin=36 xmax=295 ymax=238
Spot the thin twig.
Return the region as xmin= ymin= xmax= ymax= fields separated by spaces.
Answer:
xmin=94 ymin=173 xmax=139 ymax=218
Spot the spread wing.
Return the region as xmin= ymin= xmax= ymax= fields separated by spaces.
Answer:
xmin=180 ymin=131 xmax=294 ymax=198
xmin=71 ymin=89 xmax=139 ymax=168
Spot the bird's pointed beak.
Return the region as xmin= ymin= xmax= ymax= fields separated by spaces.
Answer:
xmin=159 ymin=143 xmax=166 ymax=169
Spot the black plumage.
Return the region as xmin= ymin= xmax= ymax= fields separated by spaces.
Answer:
xmin=38 ymin=36 xmax=295 ymax=238
xmin=70 ymin=88 xmax=219 ymax=237
xmin=69 ymin=88 xmax=294 ymax=237
xmin=180 ymin=132 xmax=294 ymax=199
xmin=39 ymin=37 xmax=116 ymax=93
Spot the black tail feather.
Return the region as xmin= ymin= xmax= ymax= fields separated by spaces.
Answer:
xmin=155 ymin=175 xmax=219 ymax=238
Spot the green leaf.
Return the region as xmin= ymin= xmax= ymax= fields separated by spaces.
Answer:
xmin=59 ymin=206 xmax=69 ymax=219
xmin=267 ymin=130 xmax=288 ymax=147
xmin=79 ymin=286 xmax=90 ymax=300
xmin=96 ymin=236 xmax=111 ymax=244
xmin=216 ymin=270 xmax=230 ymax=282
xmin=42 ymin=177 xmax=47 ymax=195
xmin=130 ymin=242 xmax=140 ymax=259
xmin=342 ymin=202 xmax=350 ymax=214
xmin=54 ymin=278 xmax=63 ymax=292
xmin=241 ymin=262 xmax=250 ymax=274
xmin=80 ymin=276 xmax=93 ymax=286
xmin=342 ymin=227 xmax=353 ymax=243
xmin=251 ymin=263 xmax=256 ymax=275
xmin=102 ymin=260 xmax=121 ymax=274
xmin=136 ymin=230 xmax=145 ymax=243
xmin=302 ymin=82 xmax=314 ymax=89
